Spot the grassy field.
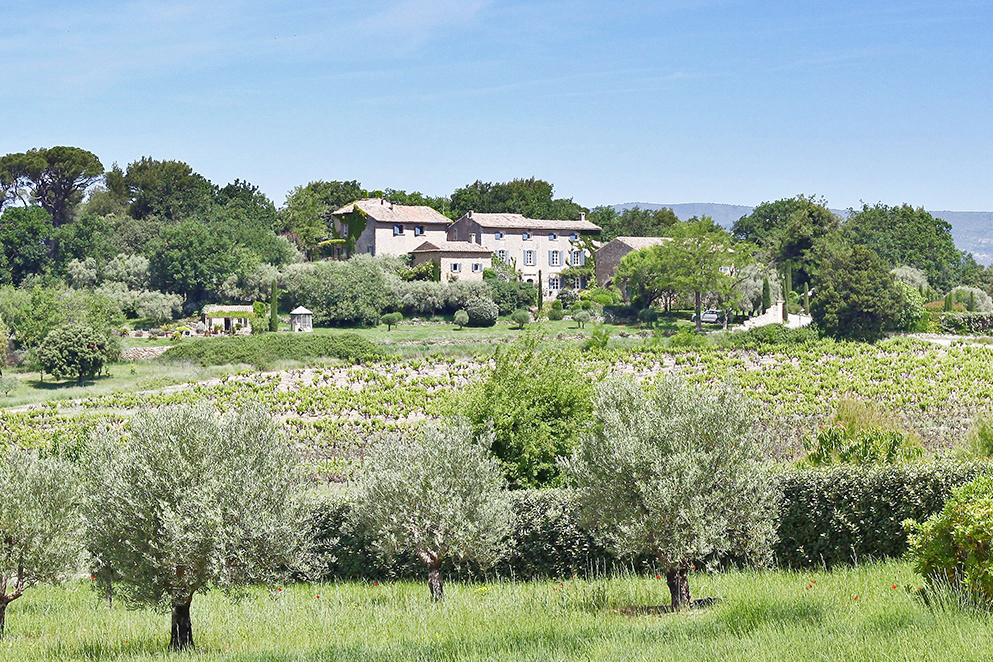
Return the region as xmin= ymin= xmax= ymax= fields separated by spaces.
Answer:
xmin=1 ymin=562 xmax=988 ymax=661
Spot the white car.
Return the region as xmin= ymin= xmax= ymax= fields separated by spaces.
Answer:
xmin=699 ymin=309 xmax=723 ymax=323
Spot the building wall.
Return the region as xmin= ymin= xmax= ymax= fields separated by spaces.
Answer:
xmin=448 ymin=219 xmax=591 ymax=295
xmin=410 ymin=251 xmax=489 ymax=283
xmin=336 ymin=217 xmax=449 ymax=257
xmin=595 ymin=240 xmax=636 ymax=286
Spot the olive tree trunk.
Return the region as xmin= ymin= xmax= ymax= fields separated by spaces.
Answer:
xmin=169 ymin=599 xmax=194 ymax=651
xmin=427 ymin=561 xmax=444 ymax=602
xmin=666 ymin=568 xmax=691 ymax=611
xmin=694 ymin=292 xmax=703 ymax=333
xmin=0 ymin=599 xmax=7 ymax=639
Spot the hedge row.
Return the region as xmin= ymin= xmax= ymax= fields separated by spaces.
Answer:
xmin=307 ymin=462 xmax=991 ymax=581
xmin=160 ymin=333 xmax=382 ymax=368
xmin=938 ymin=312 xmax=993 ymax=334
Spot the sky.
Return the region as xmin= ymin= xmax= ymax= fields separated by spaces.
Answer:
xmin=2 ymin=0 xmax=991 ymax=212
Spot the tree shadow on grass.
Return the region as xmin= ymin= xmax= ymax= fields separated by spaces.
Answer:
xmin=29 ymin=376 xmax=107 ymax=390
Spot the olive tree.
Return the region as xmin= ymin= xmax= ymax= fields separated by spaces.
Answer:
xmin=351 ymin=419 xmax=512 ymax=601
xmin=0 ymin=451 xmax=82 ymax=638
xmin=562 ymin=377 xmax=778 ymax=610
xmin=36 ymin=322 xmax=114 ymax=382
xmin=84 ymin=403 xmax=306 ymax=651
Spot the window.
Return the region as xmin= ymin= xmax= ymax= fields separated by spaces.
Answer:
xmin=393 ymin=224 xmax=404 ymax=236
xmin=414 ymin=225 xmax=424 ymax=236
xmin=497 ymin=249 xmax=508 ymax=262
xmin=524 ymin=250 xmax=536 ymax=266
xmin=522 ymin=231 xmax=532 ymax=241
xmin=494 ymin=231 xmax=504 ymax=240
xmin=367 ymin=246 xmax=374 ymax=255
xmin=451 ymin=263 xmax=462 ymax=272
xmin=570 ymin=233 xmax=578 ymax=240
xmin=571 ymin=250 xmax=583 ymax=265
xmin=341 ymin=225 xmax=349 ymax=237
xmin=472 ymin=263 xmax=483 ymax=272
xmin=548 ymin=276 xmax=561 ymax=290
xmin=549 ymin=250 xmax=561 ymax=267
xmin=548 ymin=232 xmax=557 ymax=240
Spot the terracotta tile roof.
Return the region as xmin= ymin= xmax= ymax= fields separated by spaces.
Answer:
xmin=411 ymin=240 xmax=493 ymax=254
xmin=457 ymin=212 xmax=601 ymax=232
xmin=332 ymin=198 xmax=451 ymax=224
xmin=609 ymin=236 xmax=672 ymax=250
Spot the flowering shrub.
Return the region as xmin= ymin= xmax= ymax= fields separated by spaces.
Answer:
xmin=906 ymin=474 xmax=993 ymax=603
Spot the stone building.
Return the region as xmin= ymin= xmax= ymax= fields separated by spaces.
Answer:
xmin=409 ymin=241 xmax=494 ymax=283
xmin=330 ymin=198 xmax=452 ymax=258
xmin=447 ymin=211 xmax=601 ymax=296
xmin=594 ymin=236 xmax=672 ymax=287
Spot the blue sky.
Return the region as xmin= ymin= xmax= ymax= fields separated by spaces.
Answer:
xmin=2 ymin=0 xmax=991 ymax=211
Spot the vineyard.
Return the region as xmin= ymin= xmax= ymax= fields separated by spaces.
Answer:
xmin=3 ymin=335 xmax=991 ymax=481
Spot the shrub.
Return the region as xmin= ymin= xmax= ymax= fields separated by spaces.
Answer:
xmin=800 ymin=399 xmax=924 ymax=467
xmin=963 ymin=414 xmax=993 ymax=459
xmin=453 ymin=309 xmax=469 ymax=329
xmin=777 ymin=461 xmax=989 ymax=568
xmin=547 ymin=308 xmax=565 ymax=321
xmin=938 ymin=312 xmax=993 ymax=335
xmin=159 ymin=332 xmax=381 ymax=368
xmin=583 ymin=323 xmax=610 ymax=351
xmin=380 ymin=312 xmax=403 ymax=331
xmin=36 ymin=323 xmax=117 ymax=381
xmin=906 ymin=474 xmax=993 ymax=604
xmin=892 ymin=281 xmax=928 ymax=332
xmin=637 ymin=308 xmax=658 ymax=327
xmin=572 ymin=310 xmax=591 ymax=329
xmin=951 ymin=286 xmax=993 ymax=313
xmin=719 ymin=324 xmax=819 ymax=350
xmin=465 ymin=296 xmax=498 ymax=327
xmin=460 ymin=332 xmax=593 ymax=488
xmin=668 ymin=328 xmax=709 ymax=348
xmin=133 ymin=291 xmax=183 ymax=324
xmin=489 ymin=281 xmax=537 ymax=315
xmin=510 ymin=309 xmax=530 ymax=329
xmin=556 ymin=288 xmax=579 ymax=306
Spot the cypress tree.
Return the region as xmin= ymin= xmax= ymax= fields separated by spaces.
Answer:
xmin=269 ymin=281 xmax=280 ymax=332
xmin=761 ymin=277 xmax=771 ymax=312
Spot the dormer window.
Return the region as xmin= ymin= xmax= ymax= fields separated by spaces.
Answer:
xmin=522 ymin=231 xmax=532 ymax=241
xmin=549 ymin=232 xmax=557 ymax=240
xmin=570 ymin=233 xmax=578 ymax=240
xmin=393 ymin=224 xmax=404 ymax=236
xmin=414 ymin=225 xmax=424 ymax=236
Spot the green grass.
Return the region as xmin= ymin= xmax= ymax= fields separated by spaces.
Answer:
xmin=1 ymin=562 xmax=988 ymax=660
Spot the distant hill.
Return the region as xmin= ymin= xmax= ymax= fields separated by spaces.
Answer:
xmin=612 ymin=202 xmax=993 ymax=265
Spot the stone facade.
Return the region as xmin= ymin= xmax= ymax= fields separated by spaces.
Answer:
xmin=594 ymin=236 xmax=672 ymax=287
xmin=410 ymin=241 xmax=493 ymax=283
xmin=448 ymin=211 xmax=601 ymax=296
xmin=331 ymin=198 xmax=451 ymax=257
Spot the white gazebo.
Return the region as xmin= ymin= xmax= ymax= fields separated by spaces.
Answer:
xmin=289 ymin=306 xmax=313 ymax=332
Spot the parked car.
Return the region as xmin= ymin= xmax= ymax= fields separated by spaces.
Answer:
xmin=699 ymin=309 xmax=723 ymax=323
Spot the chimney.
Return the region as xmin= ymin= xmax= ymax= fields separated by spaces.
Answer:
xmin=467 ymin=210 xmax=473 ymax=219
xmin=390 ymin=202 xmax=394 ymax=211
xmin=380 ymin=199 xmax=385 ymax=205
xmin=580 ymin=212 xmax=586 ymax=222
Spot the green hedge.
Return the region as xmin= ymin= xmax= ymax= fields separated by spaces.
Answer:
xmin=160 ymin=333 xmax=382 ymax=368
xmin=305 ymin=462 xmax=992 ymax=581
xmin=775 ymin=462 xmax=991 ymax=568
xmin=938 ymin=312 xmax=993 ymax=334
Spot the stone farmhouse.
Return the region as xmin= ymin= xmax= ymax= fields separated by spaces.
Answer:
xmin=595 ymin=236 xmax=672 ymax=287
xmin=410 ymin=240 xmax=495 ymax=283
xmin=330 ymin=198 xmax=452 ymax=258
xmin=447 ymin=211 xmax=601 ymax=295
